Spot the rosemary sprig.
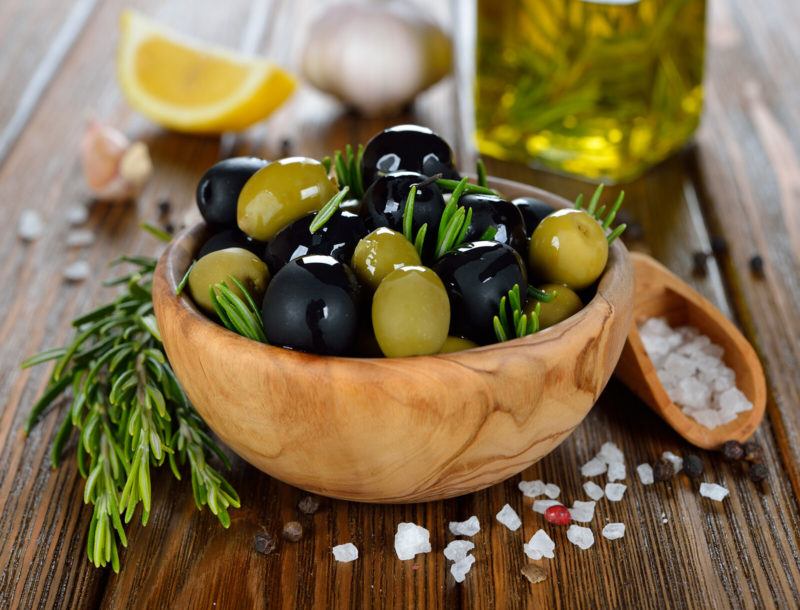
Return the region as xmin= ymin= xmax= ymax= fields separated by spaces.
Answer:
xmin=574 ymin=184 xmax=627 ymax=244
xmin=175 ymin=261 xmax=195 ymax=296
xmin=210 ymin=278 xmax=266 ymax=343
xmin=22 ymin=251 xmax=239 ymax=572
xmin=527 ymin=284 xmax=557 ymax=303
xmin=309 ymin=186 xmax=350 ymax=234
xmin=493 ymin=284 xmax=540 ymax=342
xmin=476 ymin=158 xmax=488 ymax=188
xmin=436 ymin=177 xmax=499 ymax=197
xmin=402 ymin=185 xmax=429 ymax=257
xmin=330 ymin=144 xmax=364 ymax=198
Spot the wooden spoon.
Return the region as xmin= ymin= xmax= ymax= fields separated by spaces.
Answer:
xmin=615 ymin=252 xmax=766 ymax=449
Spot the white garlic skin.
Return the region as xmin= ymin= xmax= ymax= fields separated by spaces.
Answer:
xmin=302 ymin=2 xmax=452 ymax=117
xmin=80 ymin=120 xmax=152 ymax=201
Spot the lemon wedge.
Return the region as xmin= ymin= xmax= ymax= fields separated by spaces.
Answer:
xmin=117 ymin=10 xmax=295 ymax=133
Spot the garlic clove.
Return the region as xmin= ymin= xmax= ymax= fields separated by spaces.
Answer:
xmin=80 ymin=120 xmax=152 ymax=201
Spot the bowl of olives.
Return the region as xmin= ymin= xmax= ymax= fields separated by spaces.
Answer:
xmin=152 ymin=125 xmax=634 ymax=502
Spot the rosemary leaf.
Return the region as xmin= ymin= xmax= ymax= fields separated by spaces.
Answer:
xmin=476 ymin=158 xmax=488 ymax=188
xmin=309 ymin=186 xmax=350 ymax=234
xmin=140 ymin=223 xmax=173 ymax=243
xmin=403 ymin=185 xmax=417 ymax=242
xmin=175 ymin=261 xmax=195 ymax=296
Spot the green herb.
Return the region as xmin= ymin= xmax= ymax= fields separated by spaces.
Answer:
xmin=476 ymin=158 xmax=488 ymax=188
xmin=21 ymin=253 xmax=239 ymax=573
xmin=309 ymin=186 xmax=350 ymax=234
xmin=493 ymin=284 xmax=540 ymax=342
xmin=574 ymin=184 xmax=627 ymax=244
xmin=331 ymin=144 xmax=364 ymax=198
xmin=436 ymin=177 xmax=499 ymax=196
xmin=140 ymin=222 xmax=173 ymax=242
xmin=210 ymin=278 xmax=266 ymax=343
xmin=527 ymin=284 xmax=557 ymax=303
xmin=175 ymin=261 xmax=195 ymax=296
xmin=401 ymin=185 xmax=429 ymax=258
xmin=479 ymin=226 xmax=498 ymax=241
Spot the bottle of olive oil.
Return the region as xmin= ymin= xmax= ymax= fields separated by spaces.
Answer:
xmin=475 ymin=0 xmax=706 ymax=183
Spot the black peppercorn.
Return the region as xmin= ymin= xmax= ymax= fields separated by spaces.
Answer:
xmin=710 ymin=236 xmax=728 ymax=257
xmin=653 ymin=459 xmax=674 ymax=482
xmin=164 ymin=222 xmax=175 ymax=234
xmin=748 ymin=463 xmax=768 ymax=483
xmin=298 ymin=495 xmax=321 ymax=515
xmin=691 ymin=251 xmax=709 ymax=277
xmin=158 ymin=199 xmax=172 ymax=216
xmin=683 ymin=454 xmax=704 ymax=479
xmin=743 ymin=440 xmax=763 ymax=463
xmin=749 ymin=255 xmax=765 ymax=277
xmin=280 ymin=138 xmax=293 ymax=158
xmin=254 ymin=532 xmax=276 ymax=555
xmin=722 ymin=440 xmax=744 ymax=461
xmin=282 ymin=521 xmax=303 ymax=542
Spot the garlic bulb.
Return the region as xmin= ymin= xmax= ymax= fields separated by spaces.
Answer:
xmin=80 ymin=120 xmax=152 ymax=201
xmin=302 ymin=2 xmax=452 ymax=117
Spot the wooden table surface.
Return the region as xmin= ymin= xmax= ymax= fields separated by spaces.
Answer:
xmin=2 ymin=0 xmax=799 ymax=608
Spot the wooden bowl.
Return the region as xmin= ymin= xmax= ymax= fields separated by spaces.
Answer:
xmin=152 ymin=177 xmax=634 ymax=503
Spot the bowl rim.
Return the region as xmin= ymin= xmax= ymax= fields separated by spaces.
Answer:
xmin=154 ymin=176 xmax=631 ymax=365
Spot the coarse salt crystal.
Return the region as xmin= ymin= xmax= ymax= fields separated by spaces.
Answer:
xmin=637 ymin=463 xmax=654 ymax=485
xmin=569 ymin=501 xmax=596 ymax=523
xmin=583 ymin=481 xmax=604 ymax=501
xmin=332 ymin=543 xmax=358 ymax=562
xmin=566 ymin=525 xmax=594 ymax=550
xmin=581 ymin=458 xmax=607 ymax=477
xmin=605 ymin=483 xmax=627 ymax=502
xmin=66 ymin=229 xmax=95 ymax=247
xmin=449 ymin=516 xmax=480 ymax=537
xmin=715 ymin=387 xmax=752 ymax=415
xmin=662 ymin=451 xmax=683 ymax=474
xmin=443 ymin=540 xmax=475 ymax=562
xmin=597 ymin=442 xmax=624 ymax=465
xmin=699 ymin=482 xmax=729 ymax=502
xmin=495 ymin=504 xmax=522 ymax=531
xmin=544 ymin=483 xmax=560 ymax=499
xmin=524 ymin=530 xmax=555 ymax=560
xmin=64 ymin=261 xmax=91 ymax=282
xmin=450 ymin=554 xmax=476 ymax=583
xmin=532 ymin=499 xmax=562 ymax=514
xmin=518 ymin=480 xmax=546 ymax=497
xmin=66 ymin=205 xmax=89 ymax=225
xmin=394 ymin=523 xmax=431 ymax=560
xmin=607 ymin=461 xmax=626 ymax=482
xmin=602 ymin=523 xmax=626 ymax=540
xmin=18 ymin=210 xmax=44 ymax=242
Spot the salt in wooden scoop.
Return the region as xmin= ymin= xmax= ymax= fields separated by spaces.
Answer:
xmin=615 ymin=252 xmax=766 ymax=449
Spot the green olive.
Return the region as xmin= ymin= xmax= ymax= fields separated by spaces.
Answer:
xmin=528 ymin=209 xmax=608 ymax=290
xmin=372 ymin=266 xmax=450 ymax=357
xmin=351 ymin=228 xmax=421 ymax=291
xmin=237 ymin=157 xmax=337 ymax=241
xmin=188 ymin=247 xmax=270 ymax=315
xmin=438 ymin=336 xmax=477 ymax=353
xmin=527 ymin=283 xmax=583 ymax=329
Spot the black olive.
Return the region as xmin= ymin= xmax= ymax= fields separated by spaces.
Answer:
xmin=512 ymin=197 xmax=556 ymax=236
xmin=459 ymin=194 xmax=527 ymax=256
xmin=196 ymin=157 xmax=267 ymax=228
xmin=361 ymin=171 xmax=445 ymax=259
xmin=263 ymin=211 xmax=367 ymax=274
xmin=262 ymin=255 xmax=360 ymax=355
xmin=197 ymin=228 xmax=264 ymax=259
xmin=434 ymin=241 xmax=527 ymax=344
xmin=361 ymin=125 xmax=460 ymax=188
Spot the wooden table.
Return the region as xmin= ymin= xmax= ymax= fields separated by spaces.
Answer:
xmin=2 ymin=0 xmax=799 ymax=607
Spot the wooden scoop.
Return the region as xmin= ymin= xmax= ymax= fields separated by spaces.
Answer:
xmin=615 ymin=252 xmax=766 ymax=449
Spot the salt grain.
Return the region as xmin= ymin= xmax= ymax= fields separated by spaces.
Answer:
xmin=602 ymin=523 xmax=626 ymax=540
xmin=607 ymin=461 xmax=626 ymax=482
xmin=662 ymin=451 xmax=683 ymax=474
xmin=332 ymin=543 xmax=358 ymax=563
xmin=18 ymin=210 xmax=44 ymax=242
xmin=699 ymin=482 xmax=729 ymax=502
xmin=583 ymin=481 xmax=604 ymax=501
xmin=605 ymin=483 xmax=627 ymax=502
xmin=449 ymin=516 xmax=480 ymax=537
xmin=569 ymin=500 xmax=596 ymax=523
xmin=532 ymin=499 xmax=562 ymax=514
xmin=394 ymin=523 xmax=431 ymax=560
xmin=66 ymin=205 xmax=89 ymax=226
xmin=66 ymin=229 xmax=95 ymax=247
xmin=566 ymin=525 xmax=595 ymax=550
xmin=636 ymin=463 xmax=654 ymax=485
xmin=450 ymin=554 xmax=476 ymax=583
xmin=581 ymin=457 xmax=607 ymax=477
xmin=518 ymin=480 xmax=546 ymax=497
xmin=443 ymin=540 xmax=475 ymax=562
xmin=495 ymin=504 xmax=522 ymax=531
xmin=524 ymin=530 xmax=555 ymax=560
xmin=543 ymin=483 xmax=560 ymax=499
xmin=597 ymin=442 xmax=624 ymax=465
xmin=64 ymin=261 xmax=90 ymax=282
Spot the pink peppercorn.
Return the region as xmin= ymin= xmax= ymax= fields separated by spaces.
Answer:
xmin=544 ymin=505 xmax=571 ymax=526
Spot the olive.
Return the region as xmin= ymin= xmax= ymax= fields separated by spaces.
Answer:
xmin=528 ymin=284 xmax=583 ymax=329
xmin=263 ymin=211 xmax=367 ymax=274
xmin=237 ymin=157 xmax=338 ymax=241
xmin=511 ymin=197 xmax=555 ymax=236
xmin=529 ymin=209 xmax=608 ymax=290
xmin=262 ymin=255 xmax=359 ymax=355
xmin=197 ymin=228 xmax=264 ymax=259
xmin=361 ymin=171 xmax=445 ymax=258
xmin=458 ymin=194 xmax=527 ymax=255
xmin=372 ymin=266 xmax=450 ymax=357
xmin=351 ymin=228 xmax=421 ymax=291
xmin=438 ymin=336 xmax=477 ymax=354
xmin=361 ymin=124 xmax=460 ymax=188
xmin=339 ymin=198 xmax=363 ymax=214
xmin=196 ymin=157 xmax=268 ymax=228
xmin=188 ymin=248 xmax=270 ymax=315
xmin=353 ymin=319 xmax=383 ymax=357
xmin=434 ymin=241 xmax=527 ymax=344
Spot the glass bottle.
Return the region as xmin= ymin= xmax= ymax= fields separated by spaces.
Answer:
xmin=475 ymin=0 xmax=707 ymax=183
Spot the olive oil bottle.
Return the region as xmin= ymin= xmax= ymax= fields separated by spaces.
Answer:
xmin=475 ymin=0 xmax=706 ymax=183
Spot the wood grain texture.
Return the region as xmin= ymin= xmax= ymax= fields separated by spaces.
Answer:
xmin=616 ymin=252 xmax=766 ymax=449
xmin=1 ymin=0 xmax=799 ymax=608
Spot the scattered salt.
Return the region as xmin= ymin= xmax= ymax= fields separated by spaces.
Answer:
xmin=518 ymin=480 xmax=546 ymax=498
xmin=566 ymin=525 xmax=595 ymax=550
xmin=699 ymin=482 xmax=729 ymax=502
xmin=581 ymin=457 xmax=607 ymax=477
xmin=18 ymin=210 xmax=44 ymax=242
xmin=64 ymin=261 xmax=90 ymax=282
xmin=524 ymin=530 xmax=555 ymax=560
xmin=583 ymin=481 xmax=604 ymax=501
xmin=662 ymin=451 xmax=683 ymax=474
xmin=607 ymin=461 xmax=626 ymax=482
xmin=636 ymin=463 xmax=654 ymax=485
xmin=532 ymin=499 xmax=562 ymax=514
xmin=332 ymin=543 xmax=358 ymax=562
xmin=597 ymin=442 xmax=624 ymax=465
xmin=443 ymin=540 xmax=475 ymax=562
xmin=66 ymin=229 xmax=95 ymax=247
xmin=394 ymin=523 xmax=431 ymax=560
xmin=543 ymin=483 xmax=560 ymax=499
xmin=495 ymin=504 xmax=522 ymax=531
xmin=450 ymin=554 xmax=476 ymax=583
xmin=602 ymin=523 xmax=626 ymax=540
xmin=66 ymin=205 xmax=89 ymax=226
xmin=449 ymin=516 xmax=480 ymax=537
xmin=605 ymin=483 xmax=627 ymax=502
xmin=661 ymin=512 xmax=669 ymax=524
xmin=569 ymin=500 xmax=596 ymax=523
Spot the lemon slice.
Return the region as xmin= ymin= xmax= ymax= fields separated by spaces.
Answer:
xmin=118 ymin=10 xmax=295 ymax=133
